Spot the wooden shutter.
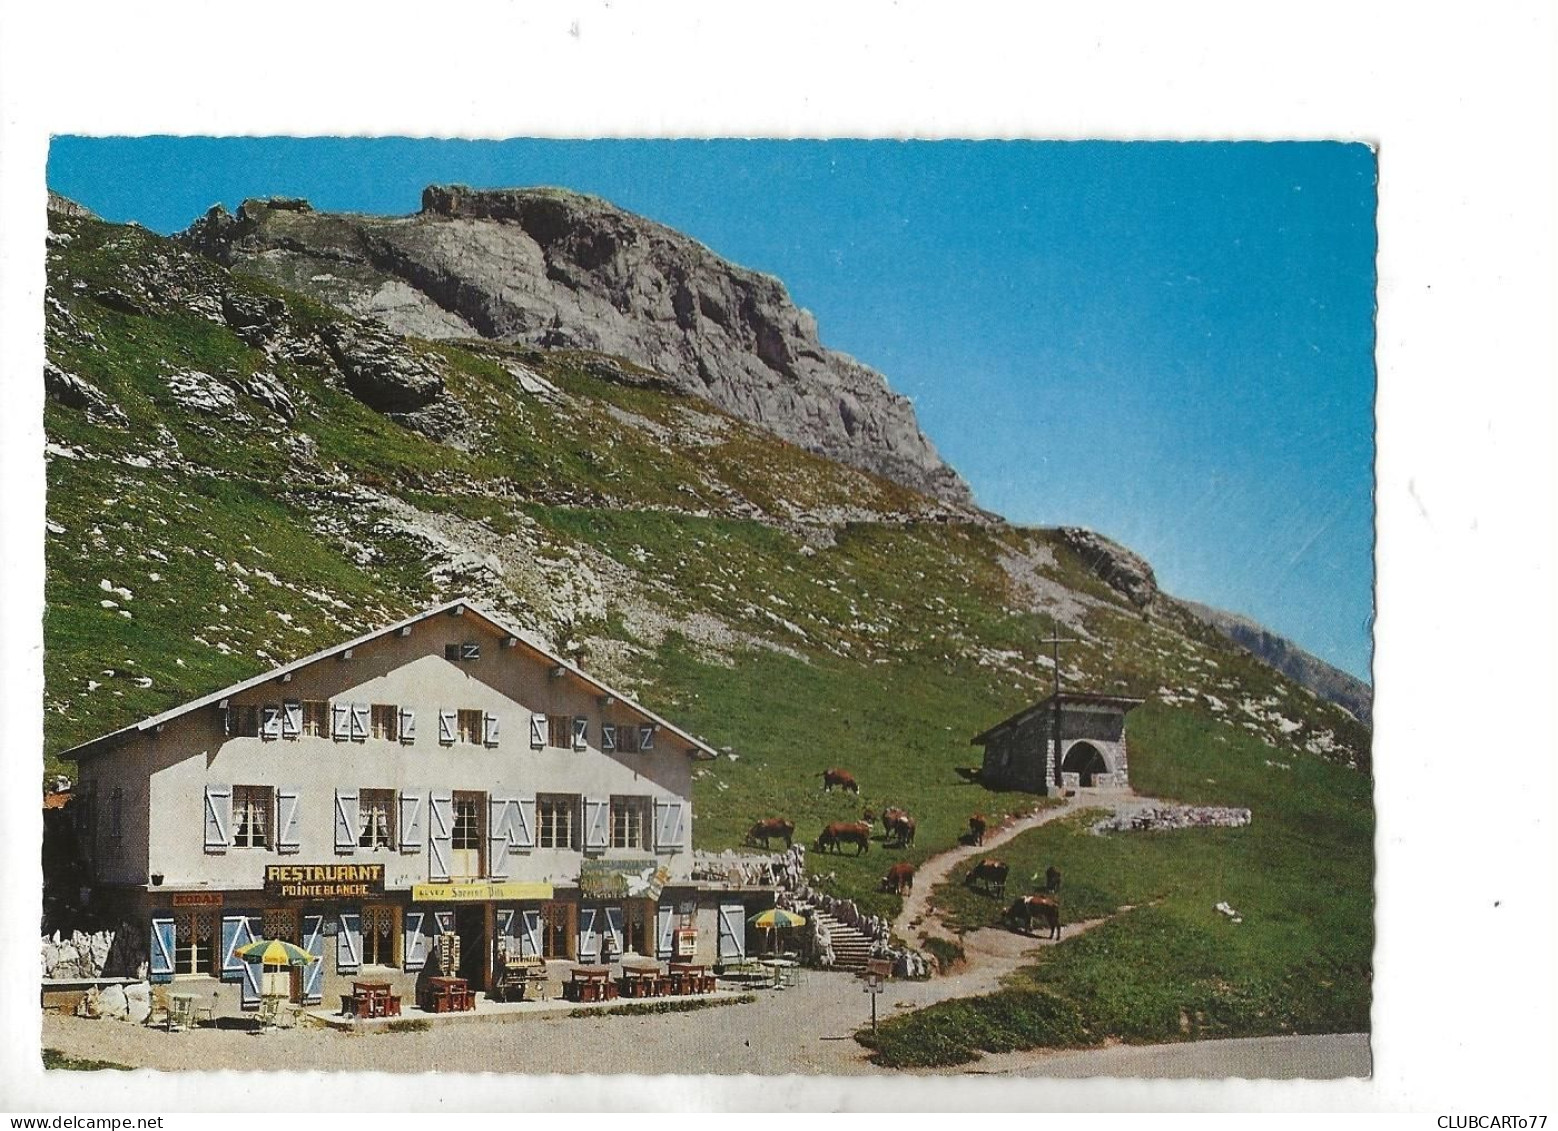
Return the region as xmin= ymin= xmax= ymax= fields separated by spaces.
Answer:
xmin=496 ymin=908 xmax=522 ymax=958
xmin=654 ymin=798 xmax=686 ymax=850
xmin=301 ymin=914 xmax=325 ymax=1004
xmin=281 ymin=700 xmax=302 ymax=740
xmin=520 ymin=910 xmax=542 ymax=958
xmin=149 ymin=916 xmax=175 ymax=984
xmin=221 ymin=915 xmax=247 ymax=981
xmin=276 ymin=787 xmax=301 ymax=854
xmin=577 ymin=906 xmax=600 ymax=961
xmin=203 ymin=785 xmax=231 ymax=853
xmin=428 ymin=792 xmax=453 ymax=882
xmin=350 ymin=702 xmax=370 ymax=742
xmin=655 ymin=904 xmax=676 ymax=959
xmin=460 ymin=641 xmax=480 ymax=661
xmin=259 ymin=704 xmax=282 ymax=741
xmin=488 ymin=797 xmax=511 ymax=881
xmin=438 ymin=709 xmax=457 ymax=746
xmin=583 ymin=798 xmax=610 ymax=852
xmin=402 ymin=909 xmax=428 ymax=971
xmin=334 ymin=789 xmax=359 ymax=855
xmin=484 ymin=712 xmax=501 ymax=747
xmin=513 ymin=797 xmax=537 ymax=850
xmin=332 ymin=702 xmax=349 ymax=741
xmin=337 ymin=910 xmax=362 ymax=974
xmin=529 ymin=713 xmax=547 ymax=749
xmin=398 ymin=706 xmax=416 ymax=744
xmin=432 ymin=908 xmax=455 ymax=937
xmin=717 ymin=901 xmax=746 ymax=961
xmin=398 ymin=791 xmax=425 ymax=853
xmin=601 ymin=724 xmax=617 ymax=752
xmin=638 ymin=724 xmax=656 ymax=751
xmin=572 ymin=716 xmax=589 ymax=750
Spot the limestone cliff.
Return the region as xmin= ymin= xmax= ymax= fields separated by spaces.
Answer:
xmin=179 ymin=186 xmax=974 ymax=506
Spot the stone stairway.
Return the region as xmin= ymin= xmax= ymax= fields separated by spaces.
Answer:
xmin=809 ymin=907 xmax=875 ymax=971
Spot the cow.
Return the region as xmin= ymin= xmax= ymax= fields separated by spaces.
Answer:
xmin=1006 ymin=895 xmax=1061 ymax=940
xmin=881 ymin=807 xmax=915 ymax=846
xmin=1044 ymin=865 xmax=1063 ymax=894
xmin=820 ymin=768 xmax=860 ymax=794
xmin=965 ymin=858 xmax=1009 ymax=898
xmin=881 ymin=861 xmax=916 ymax=895
xmin=744 ymin=818 xmax=795 ymax=850
xmin=816 ymin=820 xmax=872 ymax=855
xmin=968 ymin=814 xmax=987 ymax=846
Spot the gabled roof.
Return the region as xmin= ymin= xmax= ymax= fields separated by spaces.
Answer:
xmin=63 ymin=597 xmax=718 ymax=762
xmin=970 ymin=691 xmax=1146 ymax=746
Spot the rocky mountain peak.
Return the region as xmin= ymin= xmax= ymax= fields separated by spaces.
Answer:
xmin=176 ymin=185 xmax=975 ymax=506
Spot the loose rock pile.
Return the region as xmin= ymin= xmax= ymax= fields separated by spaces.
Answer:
xmin=1092 ymin=805 xmax=1252 ymax=834
xmin=41 ymin=929 xmax=115 ymax=979
xmin=74 ymin=981 xmax=153 ymax=1024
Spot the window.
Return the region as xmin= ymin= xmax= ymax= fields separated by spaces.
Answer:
xmin=370 ymin=704 xmax=399 ymax=742
xmin=358 ymin=789 xmax=395 ymax=850
xmin=107 ymin=786 xmax=124 ymax=853
xmin=451 ymin=792 xmax=484 ymax=880
xmin=616 ymin=723 xmax=640 ymax=754
xmin=301 ymin=700 xmax=328 ymax=736
xmin=229 ymin=705 xmax=259 ymax=737
xmin=362 ymin=905 xmax=398 ymax=967
xmin=231 ymin=786 xmax=272 ymax=849
xmin=174 ymin=911 xmax=216 ymax=976
xmin=610 ymin=796 xmax=650 ymax=850
xmin=262 ymin=908 xmax=299 ymax=945
xmin=547 ymin=715 xmax=571 ymax=749
xmin=538 ymin=794 xmax=579 ymax=850
xmin=457 ymin=709 xmax=485 ymax=745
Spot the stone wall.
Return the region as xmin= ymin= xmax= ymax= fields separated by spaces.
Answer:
xmin=1091 ymin=804 xmax=1252 ymax=834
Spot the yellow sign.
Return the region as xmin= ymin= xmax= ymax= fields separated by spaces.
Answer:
xmin=411 ymin=881 xmax=554 ymax=903
xmin=265 ymin=863 xmax=385 ymax=899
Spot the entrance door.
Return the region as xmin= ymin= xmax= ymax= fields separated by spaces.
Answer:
xmin=455 ymin=905 xmax=486 ymax=987
xmin=451 ymin=792 xmax=485 ymax=880
xmin=1061 ymin=741 xmax=1109 ymax=786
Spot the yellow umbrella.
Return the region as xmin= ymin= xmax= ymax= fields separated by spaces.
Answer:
xmin=234 ymin=938 xmax=317 ymax=966
xmin=748 ymin=908 xmax=806 ymax=930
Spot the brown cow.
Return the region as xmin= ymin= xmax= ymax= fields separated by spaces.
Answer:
xmin=745 ymin=818 xmax=795 ymax=850
xmin=1006 ymin=895 xmax=1061 ymax=939
xmin=881 ymin=807 xmax=915 ymax=846
xmin=820 ymin=768 xmax=860 ymax=794
xmin=966 ymin=858 xmax=1009 ymax=898
xmin=816 ymin=820 xmax=872 ymax=855
xmin=881 ymin=861 xmax=916 ymax=894
xmin=968 ymin=814 xmax=987 ymax=846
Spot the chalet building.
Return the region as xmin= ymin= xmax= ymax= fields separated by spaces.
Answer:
xmin=971 ymin=692 xmax=1143 ymax=794
xmin=63 ymin=599 xmax=754 ymax=1015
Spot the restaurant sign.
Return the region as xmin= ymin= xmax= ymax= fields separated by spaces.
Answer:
xmin=265 ymin=864 xmax=385 ymax=899
xmin=579 ymin=859 xmax=671 ymax=901
xmin=411 ymin=882 xmax=554 ymax=903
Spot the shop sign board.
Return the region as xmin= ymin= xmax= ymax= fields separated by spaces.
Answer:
xmin=170 ymin=891 xmax=224 ymax=907
xmin=410 ymin=881 xmax=554 ymax=903
xmin=580 ymin=859 xmax=671 ymax=900
xmin=265 ymin=863 xmax=385 ymax=899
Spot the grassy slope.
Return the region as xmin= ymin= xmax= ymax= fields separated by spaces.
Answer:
xmin=43 ymin=214 xmax=1373 ymax=1051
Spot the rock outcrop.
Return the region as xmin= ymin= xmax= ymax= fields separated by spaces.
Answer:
xmin=177 ymin=187 xmax=974 ymax=506
xmin=1058 ymin=527 xmax=1160 ymax=610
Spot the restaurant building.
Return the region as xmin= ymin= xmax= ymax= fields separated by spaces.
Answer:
xmin=64 ymin=598 xmax=752 ymax=1014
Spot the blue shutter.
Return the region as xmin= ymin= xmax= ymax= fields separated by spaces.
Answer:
xmin=260 ymin=704 xmax=282 ymax=741
xmin=301 ymin=914 xmax=325 ymax=1004
xmin=399 ymin=707 xmax=416 ymax=744
xmin=603 ymin=906 xmax=625 ymax=957
xmin=337 ymin=911 xmax=362 ymax=974
xmin=655 ymin=904 xmax=676 ymax=960
xmin=276 ymin=787 xmax=301 ymax=854
xmin=512 ymin=797 xmax=537 ymax=851
xmin=220 ymin=915 xmax=246 ymax=982
xmin=655 ymin=799 xmax=687 ymax=851
xmin=350 ymin=702 xmax=370 ymax=742
xmin=203 ymin=785 xmax=230 ymax=853
xmin=577 ymin=906 xmax=600 ymax=961
xmin=438 ymin=710 xmax=456 ymax=746
xmin=149 ymin=916 xmax=175 ymax=984
xmin=529 ymin=713 xmax=547 ymax=749
xmin=572 ymin=716 xmax=588 ymax=750
xmin=484 ymin=712 xmax=500 ymax=747
xmin=496 ymin=908 xmax=518 ymax=958
xmin=403 ymin=909 xmax=428 ymax=972
xmin=717 ymin=902 xmax=746 ymax=961
xmin=521 ymin=910 xmax=542 ymax=958
xmin=334 ymin=789 xmax=358 ymax=855
xmin=231 ymin=914 xmax=262 ymax=1007
xmin=583 ymin=798 xmax=609 ymax=852
xmin=638 ymin=725 xmax=656 ymax=751
xmin=332 ymin=702 xmax=349 ymax=741
xmin=601 ymin=724 xmax=617 ymax=752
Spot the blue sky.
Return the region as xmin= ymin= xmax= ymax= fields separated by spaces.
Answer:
xmin=47 ymin=138 xmax=1376 ymax=681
